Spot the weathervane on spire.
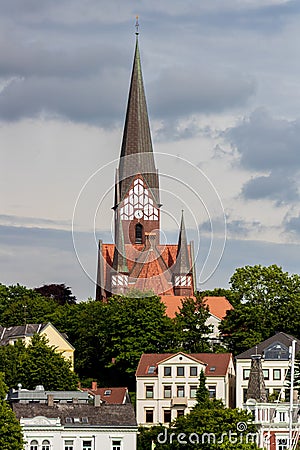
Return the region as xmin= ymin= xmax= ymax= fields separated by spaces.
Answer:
xmin=135 ymin=16 xmax=139 ymax=35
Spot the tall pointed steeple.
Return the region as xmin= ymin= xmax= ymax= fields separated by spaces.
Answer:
xmin=115 ymin=32 xmax=159 ymax=208
xmin=175 ymin=211 xmax=191 ymax=274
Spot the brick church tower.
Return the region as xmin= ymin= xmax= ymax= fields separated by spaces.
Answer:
xmin=96 ymin=30 xmax=196 ymax=304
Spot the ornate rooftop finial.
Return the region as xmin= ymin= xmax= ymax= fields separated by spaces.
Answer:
xmin=135 ymin=16 xmax=139 ymax=35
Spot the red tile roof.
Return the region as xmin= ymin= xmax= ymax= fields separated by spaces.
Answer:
xmin=203 ymin=296 xmax=233 ymax=320
xmin=160 ymin=295 xmax=196 ymax=318
xmin=81 ymin=386 xmax=128 ymax=405
xmin=136 ymin=352 xmax=232 ymax=377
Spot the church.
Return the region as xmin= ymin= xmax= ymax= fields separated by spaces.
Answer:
xmin=96 ymin=29 xmax=196 ymax=312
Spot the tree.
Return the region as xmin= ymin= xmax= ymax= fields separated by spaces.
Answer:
xmin=0 ymin=284 xmax=59 ymax=326
xmin=0 ymin=334 xmax=78 ymax=390
xmin=0 ymin=372 xmax=24 ymax=450
xmin=220 ymin=265 xmax=300 ymax=355
xmin=174 ymin=295 xmax=211 ymax=353
xmin=35 ymin=283 xmax=77 ymax=305
xmin=195 ymin=369 xmax=210 ymax=408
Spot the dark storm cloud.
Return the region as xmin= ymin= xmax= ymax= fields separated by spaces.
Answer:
xmin=284 ymin=214 xmax=300 ymax=236
xmin=226 ymin=108 xmax=300 ymax=172
xmin=149 ymin=68 xmax=255 ymax=119
xmin=225 ymin=109 xmax=300 ymax=204
xmin=242 ymin=171 xmax=299 ymax=204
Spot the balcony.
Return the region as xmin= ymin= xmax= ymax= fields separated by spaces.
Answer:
xmin=171 ymin=397 xmax=188 ymax=406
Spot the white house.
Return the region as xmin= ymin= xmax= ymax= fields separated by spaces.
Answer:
xmin=245 ymin=399 xmax=300 ymax=450
xmin=236 ymin=332 xmax=300 ymax=409
xmin=11 ymin=389 xmax=137 ymax=450
xmin=203 ymin=296 xmax=234 ymax=343
xmin=135 ymin=352 xmax=235 ymax=426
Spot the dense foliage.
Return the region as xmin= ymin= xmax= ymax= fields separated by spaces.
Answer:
xmin=0 ymin=373 xmax=24 ymax=450
xmin=0 ymin=334 xmax=78 ymax=390
xmin=220 ymin=265 xmax=300 ymax=355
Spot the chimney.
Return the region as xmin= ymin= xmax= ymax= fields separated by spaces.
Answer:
xmin=94 ymin=395 xmax=101 ymax=407
xmin=47 ymin=394 xmax=54 ymax=407
xmin=92 ymin=381 xmax=97 ymax=391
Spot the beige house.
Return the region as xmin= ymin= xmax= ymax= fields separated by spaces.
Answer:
xmin=0 ymin=322 xmax=74 ymax=369
xmin=235 ymin=332 xmax=300 ymax=408
xmin=136 ymin=352 xmax=235 ymax=426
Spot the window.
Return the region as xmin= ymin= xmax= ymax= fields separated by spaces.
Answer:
xmin=82 ymin=417 xmax=89 ymax=423
xmin=83 ymin=441 xmax=92 ymax=450
xmin=146 ymin=385 xmax=154 ymax=398
xmin=112 ymin=441 xmax=122 ymax=450
xmin=277 ymin=438 xmax=288 ymax=450
xmin=190 ymin=386 xmax=197 ymax=398
xmin=135 ymin=223 xmax=143 ymax=244
xmin=209 ymin=366 xmax=216 ymax=373
xmin=243 ymin=388 xmax=248 ymax=403
xmin=164 ymin=385 xmax=172 ymax=398
xmin=177 ymin=409 xmax=185 ymax=417
xmin=65 ymin=417 xmax=72 ymax=423
xmin=148 ymin=365 xmax=156 ymax=374
xmin=42 ymin=440 xmax=50 ymax=450
xmin=263 ymin=369 xmax=269 ymax=380
xmin=273 ymin=369 xmax=281 ymax=380
xmin=164 ymin=366 xmax=171 ymax=376
xmin=30 ymin=441 xmax=38 ymax=450
xmin=190 ymin=366 xmax=197 ymax=377
xmin=146 ymin=409 xmax=153 ymax=423
xmin=104 ymin=389 xmax=112 ymax=396
xmin=278 ymin=412 xmax=287 ymax=422
xmin=177 ymin=367 xmax=184 ymax=377
xmin=208 ymin=385 xmax=216 ymax=399
xmin=65 ymin=441 xmax=74 ymax=450
xmin=264 ymin=342 xmax=289 ymax=360
xmin=243 ymin=369 xmax=250 ymax=380
xmin=164 ymin=410 xmax=171 ymax=423
xmin=177 ymin=386 xmax=185 ymax=397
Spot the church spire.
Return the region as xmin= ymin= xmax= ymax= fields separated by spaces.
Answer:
xmin=115 ymin=31 xmax=159 ymax=207
xmin=175 ymin=211 xmax=191 ymax=274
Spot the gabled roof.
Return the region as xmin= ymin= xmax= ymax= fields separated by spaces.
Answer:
xmin=236 ymin=332 xmax=300 ymax=359
xmin=101 ymin=243 xmax=194 ymax=297
xmin=203 ymin=296 xmax=234 ymax=320
xmin=160 ymin=295 xmax=194 ymax=318
xmin=81 ymin=387 xmax=129 ymax=405
xmin=0 ymin=322 xmax=74 ymax=350
xmin=136 ymin=352 xmax=233 ymax=377
xmin=12 ymin=403 xmax=137 ymax=427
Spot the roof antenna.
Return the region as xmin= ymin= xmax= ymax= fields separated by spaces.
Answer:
xmin=135 ymin=16 xmax=139 ymax=35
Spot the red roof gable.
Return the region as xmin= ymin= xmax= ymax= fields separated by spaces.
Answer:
xmin=81 ymin=386 xmax=128 ymax=404
xmin=136 ymin=352 xmax=232 ymax=377
xmin=203 ymin=296 xmax=233 ymax=320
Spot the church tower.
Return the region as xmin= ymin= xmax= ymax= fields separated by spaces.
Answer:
xmin=96 ymin=26 xmax=196 ymax=304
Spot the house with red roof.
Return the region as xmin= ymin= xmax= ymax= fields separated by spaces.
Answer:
xmin=135 ymin=352 xmax=235 ymax=426
xmin=81 ymin=382 xmax=131 ymax=405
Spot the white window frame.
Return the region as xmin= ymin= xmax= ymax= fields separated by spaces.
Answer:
xmin=82 ymin=440 xmax=92 ymax=450
xmin=64 ymin=440 xmax=74 ymax=450
xmin=111 ymin=438 xmax=123 ymax=450
xmin=30 ymin=440 xmax=39 ymax=450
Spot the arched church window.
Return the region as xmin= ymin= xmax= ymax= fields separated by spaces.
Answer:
xmin=135 ymin=223 xmax=143 ymax=244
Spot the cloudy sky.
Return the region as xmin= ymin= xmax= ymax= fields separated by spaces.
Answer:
xmin=1 ymin=0 xmax=300 ymax=299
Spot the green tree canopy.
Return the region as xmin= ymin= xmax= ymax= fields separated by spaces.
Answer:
xmin=220 ymin=265 xmax=300 ymax=355
xmin=0 ymin=334 xmax=78 ymax=390
xmin=174 ymin=295 xmax=211 ymax=353
xmin=34 ymin=283 xmax=77 ymax=305
xmin=0 ymin=372 xmax=24 ymax=450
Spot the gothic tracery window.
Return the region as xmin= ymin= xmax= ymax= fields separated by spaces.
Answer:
xmin=120 ymin=178 xmax=158 ymax=220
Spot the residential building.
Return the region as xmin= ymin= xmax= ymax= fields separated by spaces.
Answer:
xmin=11 ymin=388 xmax=137 ymax=450
xmin=203 ymin=296 xmax=233 ymax=343
xmin=136 ymin=352 xmax=235 ymax=426
xmin=0 ymin=322 xmax=75 ymax=369
xmin=81 ymin=381 xmax=131 ymax=404
xmin=245 ymin=400 xmax=300 ymax=450
xmin=236 ymin=332 xmax=300 ymax=408
xmin=96 ymin=27 xmax=196 ymax=304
